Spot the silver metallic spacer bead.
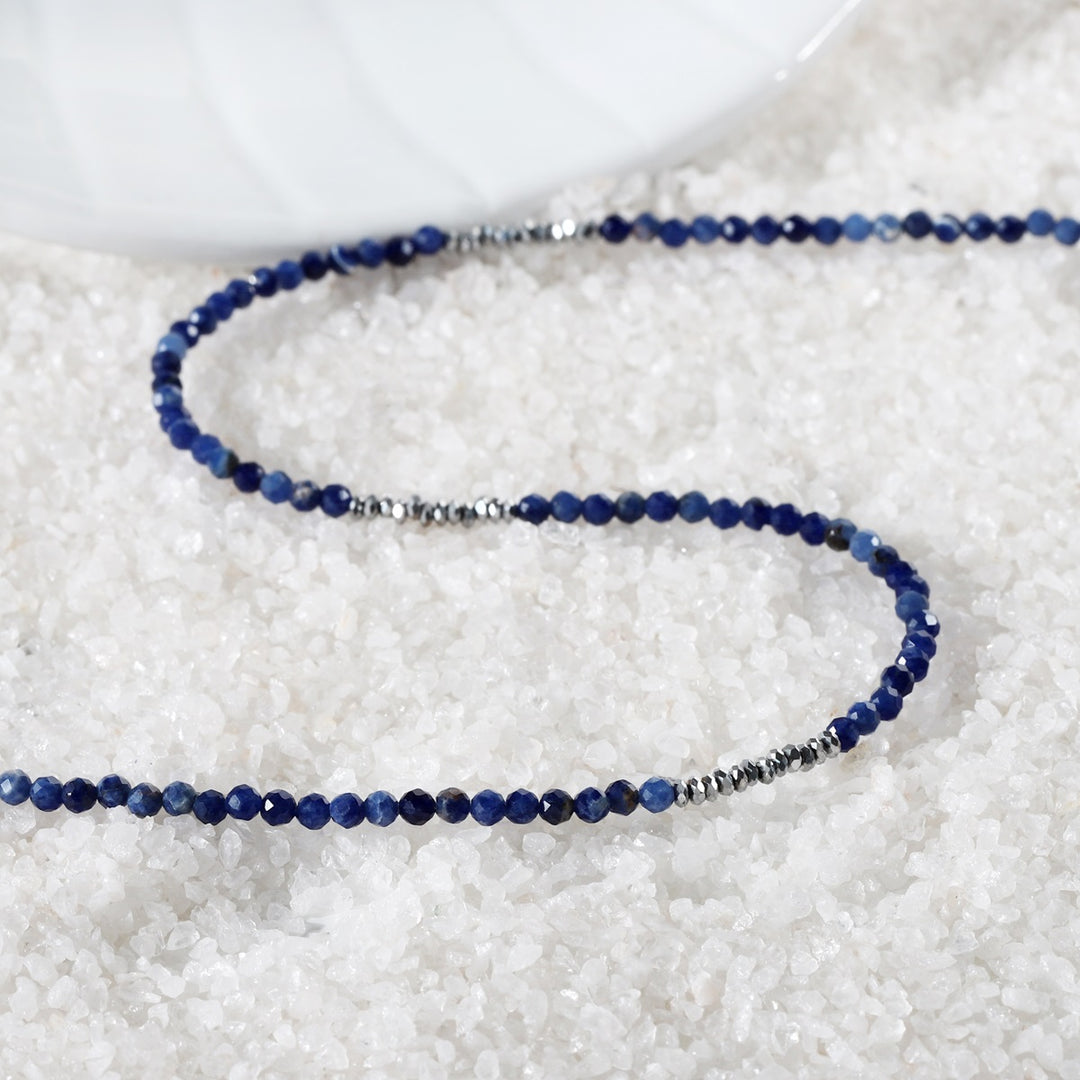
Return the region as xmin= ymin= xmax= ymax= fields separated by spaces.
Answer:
xmin=713 ymin=769 xmax=734 ymax=797
xmin=799 ymin=744 xmax=817 ymax=771
xmin=819 ymin=730 xmax=841 ymax=757
xmin=687 ymin=777 xmax=707 ymax=806
xmin=782 ymin=744 xmax=804 ymax=773
xmin=673 ymin=779 xmax=689 ymax=808
xmin=755 ymin=757 xmax=775 ymax=785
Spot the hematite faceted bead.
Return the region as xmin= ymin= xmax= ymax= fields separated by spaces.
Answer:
xmin=713 ymin=769 xmax=735 ymax=795
xmin=632 ymin=213 xmax=660 ymax=240
xmin=232 ymin=462 xmax=264 ymax=494
xmin=997 ymin=216 xmax=1026 ymax=243
xmin=30 ymin=776 xmax=63 ymax=811
xmin=812 ymin=217 xmax=842 ymax=244
xmin=659 ymin=218 xmax=690 ymax=247
xmin=751 ymin=215 xmax=780 ymax=244
xmin=896 ymin=645 xmax=931 ymax=682
xmin=275 ymin=260 xmax=303 ymax=290
xmin=250 ymin=267 xmax=278 ymax=297
xmin=965 ymin=213 xmax=995 ymax=241
xmin=435 ymin=788 xmax=471 ymax=823
xmin=188 ymin=304 xmax=217 ymax=335
xmin=300 ymin=250 xmax=328 ymax=280
xmin=551 ymin=490 xmax=582 ymax=522
xmin=605 ymin=779 xmax=639 ymax=816
xmin=190 ymin=434 xmax=222 ymax=466
xmin=708 ymin=497 xmax=741 ymax=529
xmin=1026 ymin=209 xmax=1055 ymax=236
xmin=260 ymin=470 xmax=293 ymax=504
xmin=849 ymin=530 xmax=881 ymax=562
xmin=599 ymin=214 xmax=631 ymax=243
xmin=225 ymin=784 xmax=262 ymax=820
xmin=907 ymin=610 xmax=940 ymax=639
xmin=296 ymin=793 xmax=332 ymax=830
xmin=574 ymin=787 xmax=609 ymax=823
xmin=366 ymin=790 xmax=399 ymax=826
xmin=869 ymin=544 xmax=899 ymax=577
xmin=720 ymin=215 xmax=749 ymax=242
xmin=261 ymin=789 xmax=296 ymax=826
xmin=399 ymin=789 xmax=436 ymax=826
xmin=638 ymin=777 xmax=674 ymax=813
xmin=127 ymin=783 xmax=163 ymax=817
xmin=881 ymin=664 xmax=916 ymax=697
xmin=208 ymin=446 xmax=239 ymax=480
xmin=582 ymin=493 xmax=615 ymax=525
xmin=321 ymin=484 xmax=352 ymax=518
xmin=902 ymin=210 xmax=933 ymax=239
xmin=517 ymin=494 xmax=551 ymax=525
xmin=505 ymin=789 xmax=540 ymax=825
xmin=471 ymin=789 xmax=506 ymax=826
xmin=873 ymin=214 xmax=901 ymax=242
xmin=870 ymin=684 xmax=903 ymax=721
xmin=847 ymin=701 xmax=880 ymax=736
xmin=0 ymin=769 xmax=31 ymax=805
xmin=903 ymin=629 xmax=938 ymax=659
xmin=193 ymin=789 xmax=227 ymax=825
xmin=843 ymin=214 xmax=872 ymax=241
xmin=933 ymin=214 xmax=963 ymax=243
xmin=207 ymin=291 xmax=235 ymax=323
xmin=690 ymin=215 xmax=721 ymax=243
xmin=780 ymin=215 xmax=811 ymax=242
xmin=385 ymin=236 xmax=416 ymax=266
xmin=290 ymin=481 xmax=321 ymax=512
xmin=357 ymin=239 xmax=386 ymax=267
xmin=61 ymin=778 xmax=98 ymax=813
xmin=539 ymin=789 xmax=574 ymax=824
xmin=770 ymin=503 xmax=803 ymax=536
xmin=825 ymin=518 xmax=856 ymax=551
xmin=225 ymin=278 xmax=255 ymax=309
xmin=828 ymin=716 xmax=860 ymax=752
xmin=161 ymin=781 xmax=196 ymax=816
xmin=895 ymin=590 xmax=929 ymax=620
xmin=97 ymin=773 xmax=130 ymax=808
xmin=330 ymin=793 xmax=365 ymax=828
xmin=740 ymin=497 xmax=771 ymax=531
xmin=799 ymin=511 xmax=829 ymax=545
xmin=615 ymin=491 xmax=645 ymax=523
xmin=413 ymin=225 xmax=447 ymax=255
xmin=678 ymin=491 xmax=709 ymax=523
xmin=645 ymin=491 xmax=678 ymax=522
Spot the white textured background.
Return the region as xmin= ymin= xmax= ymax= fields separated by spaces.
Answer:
xmin=2 ymin=1 xmax=1080 ymax=1076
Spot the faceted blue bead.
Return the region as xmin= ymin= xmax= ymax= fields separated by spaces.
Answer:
xmin=225 ymin=278 xmax=256 ymax=309
xmin=538 ymin=789 xmax=574 ymax=824
xmin=251 ymin=267 xmax=278 ymax=297
xmin=290 ymin=481 xmax=321 ymax=512
xmin=751 ymin=216 xmax=780 ymax=244
xmin=152 ymin=374 xmax=181 ymax=394
xmin=828 ymin=716 xmax=860 ymax=752
xmin=574 ymin=787 xmax=609 ymax=823
xmin=639 ymin=776 xmax=675 ymax=813
xmin=690 ymin=215 xmax=721 ymax=243
xmin=582 ymin=493 xmax=615 ymax=525
xmin=366 ymin=790 xmax=398 ymax=826
xmin=96 ymin=773 xmax=130 ymax=808
xmin=720 ymin=216 xmax=749 ymax=242
xmin=157 ymin=332 xmax=189 ymax=360
xmin=171 ymin=320 xmax=200 ymax=347
xmin=153 ymin=384 xmax=184 ymax=413
xmin=881 ymin=664 xmax=916 ymax=697
xmin=799 ymin=511 xmax=829 ymax=545
xmin=895 ymin=590 xmax=929 ymax=620
xmin=276 ymin=260 xmax=303 ymax=290
xmin=870 ymin=684 xmax=903 ymax=721
xmin=300 ymin=251 xmax=328 ymax=280
xmin=152 ymin=351 xmax=182 ymax=378
xmin=824 ymin=518 xmax=856 ymax=551
xmin=1054 ymin=218 xmax=1080 ymax=245
xmin=470 ymin=789 xmax=506 ymax=826
xmin=741 ymin=497 xmax=771 ymax=531
xmin=60 ymin=778 xmax=97 ymax=813
xmin=659 ymin=218 xmax=690 ymax=247
xmin=933 ymin=215 xmax=963 ymax=243
xmin=0 ymin=769 xmax=30 ymax=805
xmin=708 ymin=497 xmax=741 ymax=529
xmin=505 ymin=789 xmax=540 ymax=825
xmin=997 ymin=216 xmax=1026 ymax=243
xmin=599 ymin=214 xmax=631 ymax=243
xmin=645 ymin=491 xmax=678 ymax=522
xmin=902 ymin=211 xmax=933 ymax=239
xmin=907 ymin=610 xmax=940 ymax=639
xmin=385 ymin=236 xmax=417 ymax=266
xmin=869 ymin=545 xmax=900 ymax=577
xmin=189 ymin=305 xmax=217 ymax=335
xmin=903 ymin=630 xmax=938 ymax=659
xmin=330 ymin=793 xmax=365 ymax=828
xmin=296 ymin=793 xmax=332 ymax=829
xmin=207 ymin=290 xmax=235 ymax=323
xmin=965 ymin=213 xmax=995 ymax=241
xmin=632 ymin=213 xmax=660 ymax=240
xmin=399 ymin=789 xmax=436 ymax=825
xmin=678 ymin=491 xmax=709 ymax=523
xmin=847 ymin=701 xmax=880 ymax=736
xmin=158 ymin=406 xmax=189 ymax=433
xmin=849 ymin=530 xmax=881 ymax=562
xmin=615 ymin=491 xmax=646 ymax=523
xmin=413 ymin=225 xmax=446 ymax=255
xmin=260 ymin=470 xmax=293 ymax=504
xmin=168 ymin=418 xmax=200 ymax=450
xmin=1026 ymin=209 xmax=1055 ymax=236
xmin=770 ymin=503 xmax=803 ymax=536
xmin=842 ymin=214 xmax=872 ymax=241
xmin=321 ymin=484 xmax=352 ymax=517
xmin=328 ymin=244 xmax=359 ymax=273
xmin=162 ymin=781 xmax=196 ymax=816
xmin=605 ymin=779 xmax=638 ymax=816
xmin=233 ymin=462 xmax=264 ymax=493
xmin=208 ymin=446 xmax=239 ymax=479
xmin=897 ymin=645 xmax=931 ymax=682
xmin=551 ymin=491 xmax=582 ymax=522
xmin=873 ymin=214 xmax=901 ymax=242
xmin=127 ymin=783 xmax=162 ymax=817
xmin=780 ymin=215 xmax=811 ymax=242
xmin=357 ymin=239 xmax=386 ymax=267
xmin=31 ymin=776 xmax=63 ymax=811
xmin=435 ymin=788 xmax=470 ymax=824
xmin=193 ymin=789 xmax=227 ymax=825
xmin=812 ymin=217 xmax=842 ymax=244
xmin=517 ymin=494 xmax=551 ymax=525
xmin=261 ymin=789 xmax=296 ymax=826
xmin=883 ymin=560 xmax=916 ymax=590
xmin=225 ymin=784 xmax=262 ymax=820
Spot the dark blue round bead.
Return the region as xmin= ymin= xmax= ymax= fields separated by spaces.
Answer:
xmin=903 ymin=629 xmax=938 ymax=659
xmin=296 ymin=793 xmax=332 ymax=829
xmin=632 ymin=213 xmax=660 ymax=240
xmin=599 ymin=214 xmax=631 ymax=243
xmin=870 ymin=684 xmax=903 ymax=721
xmin=471 ymin=789 xmax=506 ymax=826
xmin=824 ymin=518 xmax=856 ymax=552
xmin=207 ymin=291 xmax=235 ymax=323
xmin=645 ymin=491 xmax=678 ymax=522
xmin=225 ymin=278 xmax=256 ymax=309
xmin=1026 ymin=209 xmax=1055 ymax=236
xmin=251 ymin=268 xmax=278 ymax=297
xmin=330 ymin=793 xmax=365 ymax=828
xmin=842 ymin=214 xmax=872 ymax=241
xmin=366 ymin=790 xmax=398 ymax=826
xmin=189 ymin=305 xmax=218 ymax=335
xmin=399 ymin=789 xmax=436 ymax=826
xmin=260 ymin=470 xmax=293 ymax=504
xmin=678 ymin=491 xmax=709 ymax=523
xmin=31 ymin=776 xmax=63 ymax=811
xmin=435 ymin=788 xmax=470 ymax=824
xmin=127 ymin=783 xmax=162 ymax=817
xmin=320 ymin=484 xmax=352 ymax=517
xmin=799 ymin=511 xmax=829 ymax=545
xmin=0 ymin=769 xmax=30 ymax=805
xmin=193 ymin=789 xmax=227 ymax=825
xmin=690 ymin=215 xmax=721 ymax=243
xmin=847 ymin=701 xmax=880 ymax=736
xmin=780 ymin=215 xmax=811 ymax=242
xmin=290 ymin=481 xmax=321 ymax=512
xmin=276 ymin=260 xmax=303 ymax=290
xmin=300 ymin=251 xmax=328 ymax=280
xmin=328 ymin=244 xmax=359 ymax=273
xmin=965 ymin=213 xmax=995 ymax=241
xmin=605 ymin=779 xmax=638 ymax=816
xmin=933 ymin=215 xmax=963 ymax=243
xmin=883 ymin=560 xmax=916 ymax=591
xmin=261 ymin=789 xmax=296 ymax=826
xmin=225 ymin=784 xmax=262 ymax=820
xmin=902 ymin=211 xmax=933 ymax=239
xmin=897 ymin=646 xmax=931 ymax=682
xmin=869 ymin=545 xmax=900 ymax=576
xmin=896 ymin=590 xmax=929 ymax=620
xmin=152 ymin=351 xmax=182 ymax=378
xmin=812 ymin=216 xmax=842 ymax=244
xmin=551 ymin=491 xmax=582 ymax=522
xmin=873 ymin=214 xmax=901 ymax=242
xmin=517 ymin=494 xmax=551 ymax=525
xmin=357 ymin=239 xmax=386 ymax=268
xmin=505 ymin=789 xmax=540 ymax=824
xmin=828 ymin=716 xmax=860 ymax=752
xmin=907 ymin=610 xmax=940 ymax=639
xmin=751 ymin=216 xmax=780 ymax=244
xmin=740 ymin=497 xmax=771 ymax=531
xmin=232 ymin=462 xmax=264 ymax=493
xmin=574 ymin=787 xmax=609 ymax=823
xmin=769 ymin=503 xmax=803 ymax=536
xmin=168 ymin=418 xmax=200 ymax=450
xmin=881 ymin=664 xmax=916 ymax=697
xmin=413 ymin=225 xmax=447 ymax=255
xmin=158 ymin=406 xmax=190 ymax=433
xmin=1054 ymin=218 xmax=1080 ymax=245
xmin=639 ymin=777 xmax=675 ymax=813
xmin=659 ymin=218 xmax=690 ymax=247
xmin=582 ymin=493 xmax=615 ymax=525
xmin=850 ymin=529 xmax=881 ymax=562
xmin=615 ymin=491 xmax=646 ymax=523
xmin=720 ymin=216 xmax=749 ymax=243
xmin=96 ymin=773 xmax=130 ymax=808
xmin=170 ymin=320 xmax=199 ymax=348
xmin=153 ymin=384 xmax=184 ymax=413
xmin=997 ymin=216 xmax=1026 ymax=243
xmin=162 ymin=781 xmax=196 ymax=816
xmin=152 ymin=374 xmax=182 ymax=394
xmin=60 ymin=778 xmax=97 ymax=813
xmin=385 ymin=236 xmax=416 ymax=266
xmin=708 ymin=497 xmax=741 ymax=529
xmin=538 ymin=789 xmax=574 ymax=824
xmin=208 ymin=446 xmax=239 ymax=479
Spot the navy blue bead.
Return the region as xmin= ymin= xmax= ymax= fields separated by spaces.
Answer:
xmin=539 ymin=789 xmax=574 ymax=824
xmin=330 ymin=792 xmax=365 ymax=828
xmin=895 ymin=590 xmax=929 ymax=620
xmin=127 ymin=783 xmax=162 ymax=817
xmin=678 ymin=491 xmax=709 ymax=523
xmin=290 ymin=481 xmax=321 ymax=512
xmin=907 ymin=610 xmax=940 ymax=639
xmin=847 ymin=701 xmax=880 ymax=737
xmin=189 ymin=305 xmax=218 ymax=335
xmin=168 ymin=417 xmax=200 ymax=450
xmin=435 ymin=788 xmax=470 ymax=824
xmin=690 ymin=215 xmax=721 ymax=243
xmin=261 ymin=789 xmax=296 ymax=826
xmin=599 ymin=214 xmax=631 ymax=243
xmin=328 ymin=244 xmax=359 ymax=273
xmin=849 ymin=530 xmax=881 ymax=562
xmin=357 ymin=239 xmax=386 ymax=268
xmin=997 ymin=216 xmax=1026 ymax=243
xmin=152 ymin=374 xmax=182 ymax=394
xmin=31 ymin=776 xmax=63 ymax=811
xmin=582 ymin=493 xmax=615 ymax=525
xmin=551 ymin=491 xmax=582 ymax=522
xmin=58 ymin=777 xmax=96 ymax=813
xmin=296 ymin=793 xmax=332 ymax=829
xmin=770 ymin=503 xmax=803 ymax=536
xmin=385 ymin=236 xmax=416 ymax=266
xmin=883 ymin=560 xmax=916 ymax=591
xmin=574 ymin=787 xmax=609 ymax=823
xmin=158 ymin=406 xmax=189 ymax=433
xmin=225 ymin=278 xmax=256 ymax=309
xmin=505 ymin=789 xmax=540 ymax=825
xmin=157 ymin=331 xmax=189 ymax=359
xmin=873 ymin=214 xmax=901 ymax=242
xmin=233 ymin=462 xmax=264 ymax=493
xmin=300 ymin=251 xmax=328 ymax=281
xmin=1054 ymin=218 xmax=1080 ymax=245
xmin=162 ymin=781 xmax=196 ymax=816
xmin=741 ymin=497 xmax=771 ymax=531
xmin=399 ymin=789 xmax=436 ymax=826
xmin=828 ymin=716 xmax=860 ymax=753
xmin=639 ymin=776 xmax=675 ymax=813
xmin=881 ymin=664 xmax=916 ymax=697
xmin=903 ymin=574 xmax=932 ymax=604
xmin=321 ymin=484 xmax=352 ymax=518
xmin=632 ymin=213 xmax=660 ymax=240
xmin=366 ymin=790 xmax=399 ymax=826
xmin=207 ymin=291 xmax=235 ymax=323
xmin=965 ymin=213 xmax=995 ymax=241
xmin=751 ymin=216 xmax=780 ymax=244
xmin=615 ymin=491 xmax=646 ymax=523
xmin=812 ymin=216 xmax=842 ymax=244
xmin=96 ymin=774 xmax=130 ymax=808
xmin=605 ymin=779 xmax=638 ymax=816
xmin=276 ymin=260 xmax=303 ymax=290
xmin=170 ymin=320 xmax=200 ymax=348
xmin=0 ymin=769 xmax=30 ymax=805
xmin=842 ymin=214 xmax=872 ymax=242
xmin=897 ymin=645 xmax=931 ymax=682
xmin=260 ymin=470 xmax=293 ymax=504
xmin=153 ymin=384 xmax=184 ymax=413
xmin=824 ymin=518 xmax=856 ymax=552
xmin=933 ymin=215 xmax=963 ymax=243
xmin=225 ymin=784 xmax=262 ymax=820
xmin=413 ymin=225 xmax=447 ymax=255
xmin=517 ymin=494 xmax=552 ymax=525
xmin=708 ymin=497 xmax=741 ymax=529
xmin=251 ymin=268 xmax=278 ymax=298
xmin=799 ymin=511 xmax=829 ymax=545
xmin=208 ymin=446 xmax=239 ymax=479
xmin=870 ymin=685 xmax=903 ymax=721
xmin=903 ymin=630 xmax=938 ymax=659
xmin=902 ymin=211 xmax=933 ymax=239
xmin=193 ymin=789 xmax=227 ymax=825
xmin=720 ymin=216 xmax=750 ymax=243
xmin=1026 ymin=209 xmax=1055 ymax=237
xmin=470 ymin=789 xmax=506 ymax=826
xmin=780 ymin=215 xmax=811 ymax=242
xmin=869 ymin=545 xmax=899 ymax=576
xmin=152 ymin=351 xmax=182 ymax=378
xmin=645 ymin=491 xmax=678 ymax=522
xmin=659 ymin=218 xmax=690 ymax=247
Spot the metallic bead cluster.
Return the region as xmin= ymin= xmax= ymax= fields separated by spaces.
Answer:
xmin=349 ymin=493 xmax=515 ymax=526
xmin=445 ymin=219 xmax=599 ymax=254
xmin=675 ymin=729 xmax=841 ymax=810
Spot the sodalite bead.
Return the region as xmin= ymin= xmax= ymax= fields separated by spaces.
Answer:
xmin=632 ymin=213 xmax=660 ymax=240
xmin=907 ymin=610 xmax=940 ymax=638
xmin=842 ymin=214 xmax=872 ymax=241
xmin=207 ymin=290 xmax=234 ymax=323
xmin=357 ymin=239 xmax=386 ymax=268
xmin=471 ymin=789 xmax=506 ymax=826
xmin=290 ymin=481 xmax=321 ymax=512
xmin=895 ymin=590 xmax=930 ymax=620
xmin=599 ymin=214 xmax=631 ymax=243
xmin=551 ymin=491 xmax=582 ymax=522
xmin=208 ymin=446 xmax=239 ymax=479
xmin=157 ymin=332 xmax=189 ymax=360
xmin=903 ymin=629 xmax=938 ymax=659
xmin=260 ymin=470 xmax=293 ymax=504
xmin=366 ymin=790 xmax=398 ymax=826
xmin=897 ymin=644 xmax=931 ymax=682
xmin=828 ymin=716 xmax=860 ymax=752
xmin=849 ymin=530 xmax=881 ymax=562
xmin=193 ymin=789 xmax=227 ymax=825
xmin=799 ymin=512 xmax=829 ymax=545
xmin=1054 ymin=218 xmax=1079 ymax=245
xmin=574 ymin=787 xmax=609 ymax=823
xmin=261 ymin=789 xmax=296 ymax=825
xmin=296 ymin=793 xmax=332 ymax=829
xmin=30 ymin=776 xmax=63 ymax=811
xmin=690 ymin=215 xmax=721 ymax=243
xmin=933 ymin=215 xmax=963 ymax=243
xmin=225 ymin=278 xmax=255 ymax=309
xmin=780 ymin=215 xmax=811 ymax=242
xmin=881 ymin=664 xmax=916 ymax=697
xmin=505 ymin=789 xmax=540 ymax=824
xmin=0 ymin=769 xmax=30 ymax=805
xmin=188 ymin=304 xmax=217 ymax=335
xmin=825 ymin=518 xmax=856 ymax=551
xmin=605 ymin=780 xmax=638 ymax=816
xmin=152 ymin=374 xmax=182 ymax=394
xmin=162 ymin=781 xmax=196 ymax=816
xmin=330 ymin=793 xmax=365 ymax=827
xmin=902 ymin=211 xmax=933 ymax=239
xmin=225 ymin=784 xmax=262 ymax=820
xmin=413 ymin=226 xmax=447 ymax=254
xmin=638 ymin=776 xmax=675 ymax=813
xmin=847 ymin=701 xmax=880 ymax=736
xmin=869 ymin=545 xmax=899 ymax=577
xmin=1026 ymin=209 xmax=1055 ymax=236
xmin=171 ymin=320 xmax=199 ymax=347
xmin=873 ymin=214 xmax=901 ymax=241
xmin=435 ymin=788 xmax=470 ymax=824
xmin=250 ymin=267 xmax=278 ymax=297
xmin=720 ymin=216 xmax=749 ymax=242
xmin=320 ymin=484 xmax=352 ymax=518
xmin=517 ymin=494 xmax=551 ymax=525
xmin=902 ymin=573 xmax=930 ymax=598
xmin=812 ymin=217 xmax=842 ymax=244
xmin=127 ymin=783 xmax=163 ymax=817
xmin=751 ymin=216 xmax=780 ymax=244
xmin=399 ymin=789 xmax=436 ymax=825
xmin=158 ymin=406 xmax=189 ymax=432
xmin=300 ymin=251 xmax=328 ymax=280
xmin=152 ymin=351 xmax=182 ymax=378
xmin=582 ymin=493 xmax=615 ymax=525
xmin=233 ymin=462 xmax=264 ymax=493
xmin=678 ymin=491 xmax=709 ymax=523
xmin=539 ymin=789 xmax=574 ymax=824
xmin=965 ymin=213 xmax=995 ymax=241
xmin=708 ymin=497 xmax=741 ymax=529
xmin=645 ymin=491 xmax=678 ymax=522
xmin=870 ymin=685 xmax=903 ymax=721
xmin=153 ymin=384 xmax=183 ymax=412
xmin=385 ymin=236 xmax=417 ymax=266
xmin=659 ymin=218 xmax=690 ymax=247
xmin=61 ymin=778 xmax=97 ymax=813
xmin=190 ymin=434 xmax=221 ymax=465
xmin=769 ymin=503 xmax=803 ymax=536
xmin=168 ymin=417 xmax=199 ymax=450
xmin=615 ymin=491 xmax=645 ymax=523
xmin=741 ymin=497 xmax=771 ymax=531
xmin=329 ymin=244 xmax=359 ymax=273
xmin=997 ymin=216 xmax=1026 ymax=243
xmin=275 ymin=260 xmax=303 ymax=290
xmin=883 ymin=560 xmax=916 ymax=590
xmin=97 ymin=773 xmax=130 ymax=808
